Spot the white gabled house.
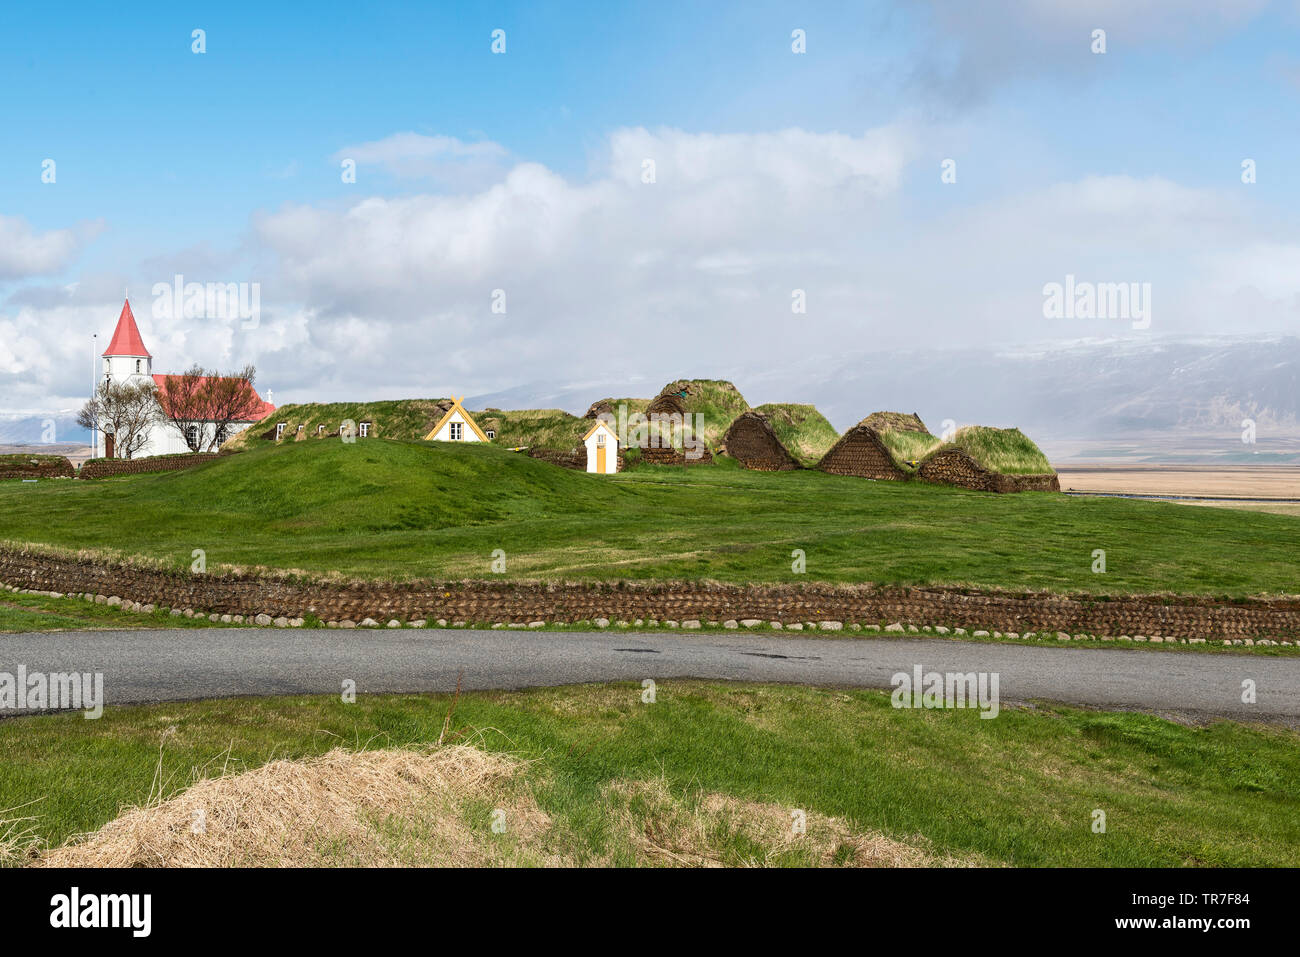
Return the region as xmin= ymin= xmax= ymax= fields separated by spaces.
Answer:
xmin=423 ymin=396 xmax=489 ymax=443
xmin=583 ymin=418 xmax=619 ymax=474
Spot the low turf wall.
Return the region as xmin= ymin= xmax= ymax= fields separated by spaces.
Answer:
xmin=0 ymin=455 xmax=75 ymax=480
xmin=77 ymin=451 xmax=232 ymax=479
xmin=524 ymin=447 xmax=625 ymax=472
xmin=0 ymin=544 xmax=1296 ymax=639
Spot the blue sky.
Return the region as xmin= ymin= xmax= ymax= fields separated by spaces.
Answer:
xmin=5 ymin=2 xmax=895 ymax=252
xmin=3 ymin=0 xmax=1300 ymax=418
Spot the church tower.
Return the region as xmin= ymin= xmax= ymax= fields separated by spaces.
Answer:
xmin=96 ymin=297 xmax=153 ymax=458
xmin=101 ymin=297 xmax=152 ymax=388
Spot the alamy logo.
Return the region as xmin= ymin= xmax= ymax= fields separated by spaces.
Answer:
xmin=152 ymin=273 xmax=261 ymax=328
xmin=1042 ymin=274 xmax=1150 ymax=329
xmin=0 ymin=666 xmax=103 ymax=718
xmin=50 ymin=887 xmax=151 ymax=937
xmin=600 ymin=404 xmax=707 ymax=460
xmin=891 ymin=665 xmax=1000 ymax=718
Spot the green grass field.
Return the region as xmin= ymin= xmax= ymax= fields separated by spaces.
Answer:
xmin=4 ymin=682 xmax=1297 ymax=866
xmin=1 ymin=438 xmax=1297 ymax=594
xmin=221 ymin=398 xmax=452 ymax=449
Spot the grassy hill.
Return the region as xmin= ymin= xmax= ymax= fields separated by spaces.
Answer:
xmin=1 ymin=437 xmax=1296 ymax=595
xmin=923 ymin=426 xmax=1055 ymax=475
xmin=654 ymin=379 xmax=751 ymax=449
xmin=586 ymin=397 xmax=651 ymax=418
xmin=753 ymin=403 xmax=839 ymax=466
xmin=226 ymin=387 xmax=843 ymax=464
xmin=475 ymin=408 xmax=587 ymax=450
xmin=223 ymin=399 xmax=592 ymax=455
xmin=221 ymin=399 xmax=451 ymax=449
xmin=590 ymin=380 xmax=752 ymax=455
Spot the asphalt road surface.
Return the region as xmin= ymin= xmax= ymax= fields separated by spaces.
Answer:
xmin=2 ymin=628 xmax=1296 ymax=723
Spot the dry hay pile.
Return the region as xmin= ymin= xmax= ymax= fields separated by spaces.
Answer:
xmin=721 ymin=412 xmax=801 ymax=471
xmin=816 ymin=425 xmax=909 ymax=480
xmin=35 ymin=746 xmax=553 ymax=868
xmin=606 ymin=778 xmax=980 ymax=868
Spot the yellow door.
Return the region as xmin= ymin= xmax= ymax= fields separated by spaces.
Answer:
xmin=596 ymin=444 xmax=606 ymax=473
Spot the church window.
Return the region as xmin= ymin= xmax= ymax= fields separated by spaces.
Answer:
xmin=136 ymin=359 xmax=141 ymax=373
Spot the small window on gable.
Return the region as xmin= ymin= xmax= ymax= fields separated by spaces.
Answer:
xmin=317 ymin=425 xmax=325 ymax=435
xmin=485 ymin=429 xmax=495 ymax=439
xmin=596 ymin=432 xmax=606 ymax=446
xmin=276 ymin=423 xmax=286 ymax=440
xmin=359 ymin=422 xmax=370 ymax=438
xmin=296 ymin=424 xmax=304 ymax=433
xmin=450 ymin=421 xmax=463 ymax=441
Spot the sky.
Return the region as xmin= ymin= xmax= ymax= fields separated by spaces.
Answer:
xmin=3 ymin=0 xmax=1300 ymax=428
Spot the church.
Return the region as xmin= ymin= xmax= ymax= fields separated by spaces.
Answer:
xmin=95 ymin=298 xmax=276 ymax=458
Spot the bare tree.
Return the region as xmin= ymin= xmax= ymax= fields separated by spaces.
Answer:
xmin=76 ymin=380 xmax=160 ymax=459
xmin=154 ymin=364 xmax=262 ymax=452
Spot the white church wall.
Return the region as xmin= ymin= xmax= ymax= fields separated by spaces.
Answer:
xmin=95 ymin=419 xmax=259 ymax=459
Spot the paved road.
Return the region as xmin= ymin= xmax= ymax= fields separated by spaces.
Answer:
xmin=2 ymin=628 xmax=1296 ymax=722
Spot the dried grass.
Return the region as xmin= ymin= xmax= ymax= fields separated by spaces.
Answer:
xmin=22 ymin=746 xmax=984 ymax=868
xmin=0 ymin=801 xmax=43 ymax=866
xmin=35 ymin=746 xmax=550 ymax=868
xmin=607 ymin=778 xmax=982 ymax=867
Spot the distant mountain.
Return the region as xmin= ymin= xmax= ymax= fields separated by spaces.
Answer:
xmin=473 ymin=336 xmax=1300 ymax=464
xmin=469 ymin=337 xmax=1299 ymax=439
xmin=785 ymin=336 xmax=1300 ymax=437
xmin=0 ymin=413 xmax=86 ymax=447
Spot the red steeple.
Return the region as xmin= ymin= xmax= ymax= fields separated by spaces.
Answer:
xmin=102 ymin=298 xmax=151 ymax=358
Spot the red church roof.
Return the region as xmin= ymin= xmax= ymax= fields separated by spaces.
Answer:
xmin=102 ymin=298 xmax=151 ymax=358
xmin=152 ymin=375 xmax=277 ymax=422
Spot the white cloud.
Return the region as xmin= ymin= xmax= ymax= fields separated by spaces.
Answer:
xmin=236 ymin=131 xmax=1300 ymax=401
xmin=246 ymin=125 xmax=916 ymax=398
xmin=0 ymin=216 xmax=103 ymax=281
xmin=264 ymin=125 xmax=911 ymax=308
xmin=333 ymin=132 xmax=512 ymax=189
